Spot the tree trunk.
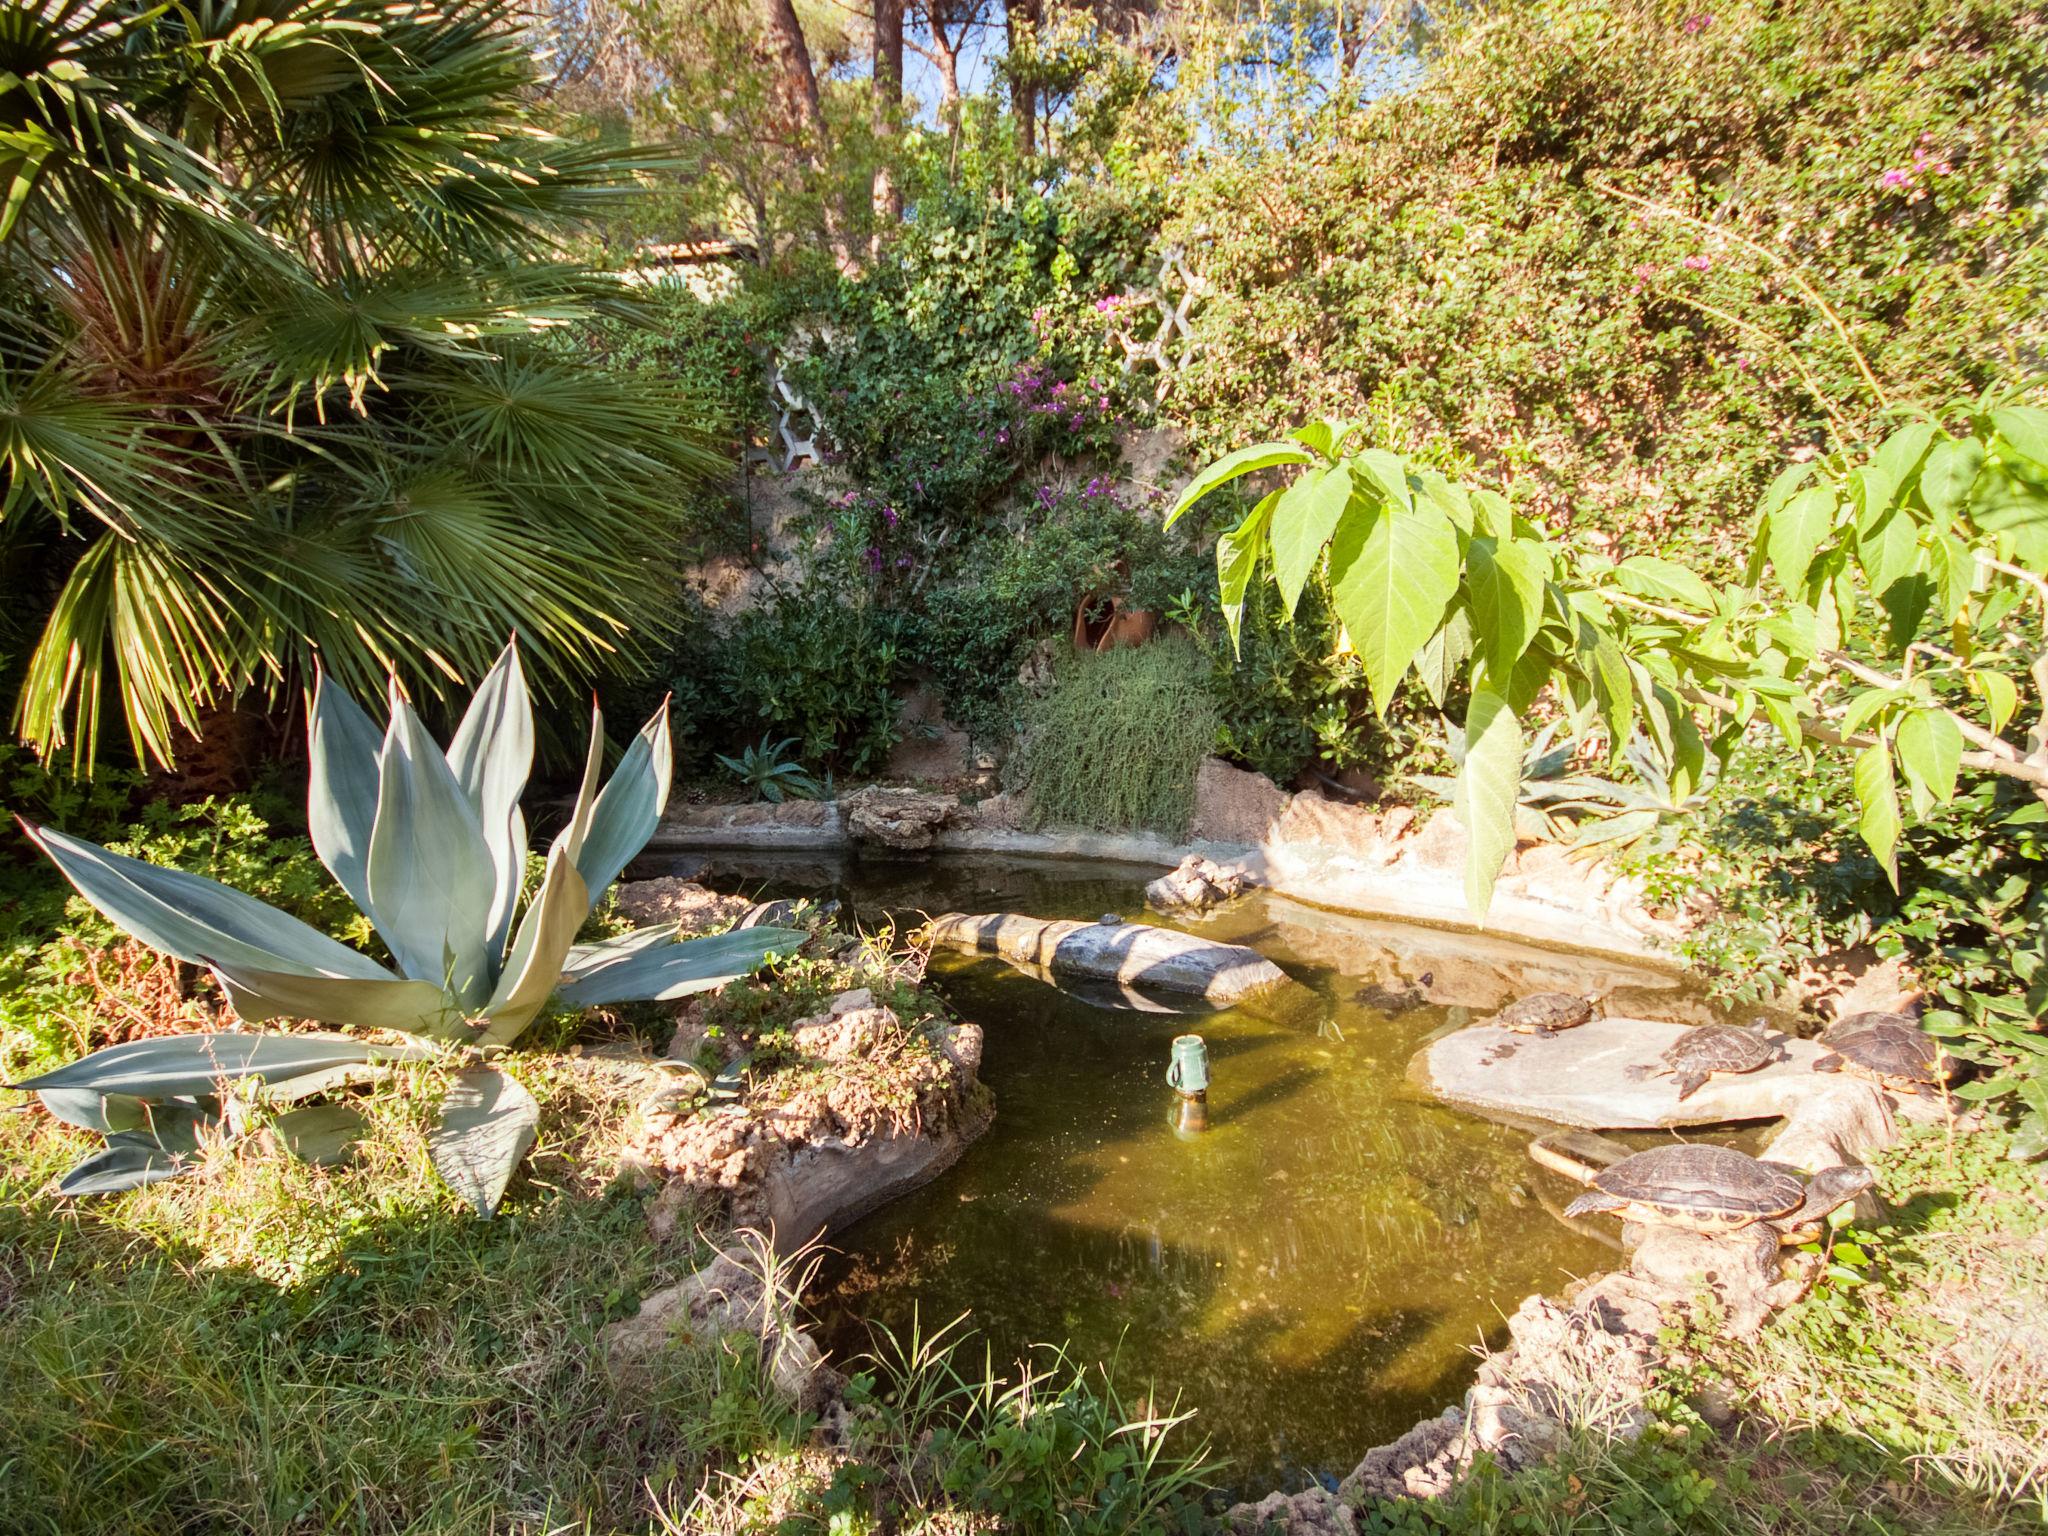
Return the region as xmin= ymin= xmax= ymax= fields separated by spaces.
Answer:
xmin=871 ymin=0 xmax=904 ymax=242
xmin=760 ymin=0 xmax=856 ymax=268
xmin=1006 ymin=0 xmax=1040 ymax=160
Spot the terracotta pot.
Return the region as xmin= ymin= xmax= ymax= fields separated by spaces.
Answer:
xmin=1071 ymin=594 xmax=1158 ymax=652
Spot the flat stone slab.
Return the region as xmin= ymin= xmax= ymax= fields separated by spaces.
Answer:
xmin=1413 ymin=1015 xmax=1893 ymax=1130
xmin=927 ymin=912 xmax=1292 ymax=1005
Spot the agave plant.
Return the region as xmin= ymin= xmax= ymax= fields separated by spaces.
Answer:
xmin=716 ymin=738 xmax=823 ymax=803
xmin=9 ymin=645 xmax=798 ymax=1214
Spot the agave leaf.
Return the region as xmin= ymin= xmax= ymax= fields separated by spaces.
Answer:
xmin=267 ymin=1103 xmax=368 ymax=1166
xmin=561 ymin=922 xmax=683 ymax=975
xmin=306 ymin=672 xmax=386 ymax=924
xmin=24 ymin=823 xmax=394 ymax=982
xmin=364 ymin=688 xmax=499 ymax=1005
xmin=561 ymin=700 xmax=606 ymax=866
xmin=429 ymin=1066 xmax=537 ymax=1217
xmin=554 ymin=927 xmax=801 ymax=1007
xmin=13 ymin=1032 xmax=431 ymax=1099
xmin=57 ymin=1135 xmax=188 ymax=1196
xmin=445 ymin=642 xmax=533 ymax=960
xmin=37 ymin=1087 xmax=148 ymax=1135
xmin=477 ymin=842 xmax=589 ymax=1045
xmin=573 ymin=703 xmax=672 ymax=912
xmin=241 ymin=1063 xmax=393 ymax=1104
xmin=205 ymin=959 xmax=464 ymax=1040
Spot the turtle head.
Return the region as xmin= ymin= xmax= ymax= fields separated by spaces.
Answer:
xmin=1793 ymin=1163 xmax=1877 ymax=1225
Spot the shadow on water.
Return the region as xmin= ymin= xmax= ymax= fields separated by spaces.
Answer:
xmin=670 ymin=852 xmax=1719 ymax=1494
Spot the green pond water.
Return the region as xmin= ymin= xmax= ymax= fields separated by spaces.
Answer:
xmin=681 ymin=853 xmax=1725 ymax=1492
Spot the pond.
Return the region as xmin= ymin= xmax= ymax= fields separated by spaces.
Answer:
xmin=675 ymin=853 xmax=1722 ymax=1493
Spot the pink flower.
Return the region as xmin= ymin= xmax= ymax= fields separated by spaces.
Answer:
xmin=1882 ymin=168 xmax=1911 ymax=188
xmin=1683 ymin=254 xmax=1713 ymax=271
xmin=1682 ymin=12 xmax=1711 ymax=32
xmin=1633 ymin=263 xmax=1658 ymax=279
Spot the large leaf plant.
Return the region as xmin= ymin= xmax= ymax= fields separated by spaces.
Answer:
xmin=0 ymin=0 xmax=720 ymax=770
xmin=10 ymin=646 xmax=799 ymax=1213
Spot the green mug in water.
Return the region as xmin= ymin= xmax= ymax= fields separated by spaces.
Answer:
xmin=1166 ymin=1034 xmax=1209 ymax=1095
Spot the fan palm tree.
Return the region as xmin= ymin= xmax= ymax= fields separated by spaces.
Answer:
xmin=0 ymin=0 xmax=722 ymax=770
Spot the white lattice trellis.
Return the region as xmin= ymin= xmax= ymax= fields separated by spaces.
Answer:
xmin=1111 ymin=248 xmax=1211 ymax=398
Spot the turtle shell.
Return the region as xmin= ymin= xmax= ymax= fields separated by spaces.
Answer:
xmin=1822 ymin=1013 xmax=1944 ymax=1085
xmin=1663 ymin=1025 xmax=1774 ymax=1075
xmin=1495 ymin=992 xmax=1595 ymax=1033
xmin=1587 ymin=1144 xmax=1805 ymax=1234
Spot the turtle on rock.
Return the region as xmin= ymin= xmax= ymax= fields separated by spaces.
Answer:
xmin=1493 ymin=991 xmax=1601 ymax=1037
xmin=1655 ymin=1021 xmax=1781 ymax=1101
xmin=1563 ymin=1144 xmax=1875 ymax=1239
xmin=1812 ymin=1012 xmax=1955 ymax=1099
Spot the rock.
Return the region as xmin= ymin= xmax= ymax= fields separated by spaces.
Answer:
xmin=739 ymin=896 xmax=836 ymax=929
xmin=1190 ymin=757 xmax=1291 ymax=846
xmin=1224 ymin=1487 xmax=1358 ymax=1535
xmin=926 ymin=912 xmax=1292 ymax=1005
xmin=1342 ymin=1407 xmax=1467 ymax=1502
xmin=933 ymin=1022 xmax=984 ymax=1078
xmin=613 ymin=877 xmax=751 ymax=933
xmin=790 ymin=1005 xmax=902 ymax=1061
xmin=1414 ymin=1014 xmax=1900 ymax=1131
xmin=960 ymin=790 xmax=1029 ymax=832
xmin=885 ymin=685 xmax=973 ymax=781
xmin=1620 ymin=1222 xmax=1789 ymax=1337
xmin=1145 ymin=852 xmax=1254 ymax=915
xmin=842 ymin=785 xmax=958 ymax=850
xmin=828 ymin=987 xmax=874 ymax=1014
xmin=600 ymin=1247 xmax=838 ymax=1411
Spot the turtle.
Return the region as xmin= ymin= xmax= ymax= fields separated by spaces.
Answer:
xmin=1655 ymin=1021 xmax=1781 ymax=1101
xmin=1812 ymin=1012 xmax=1953 ymax=1098
xmin=1493 ymin=991 xmax=1600 ymax=1036
xmin=1562 ymin=1143 xmax=1875 ymax=1238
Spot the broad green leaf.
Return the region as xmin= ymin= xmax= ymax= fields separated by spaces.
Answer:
xmin=1853 ymin=741 xmax=1902 ymax=889
xmin=1919 ymin=436 xmax=1986 ymax=522
xmin=430 ymin=1067 xmax=538 ymax=1217
xmin=1328 ymin=500 xmax=1460 ymax=714
xmin=1856 ymin=506 xmax=1921 ymax=599
xmin=1971 ymin=669 xmax=2018 ymax=735
xmin=575 ymin=704 xmax=673 ymax=907
xmin=1288 ymin=420 xmax=1347 ymax=456
xmin=14 ymin=1033 xmax=429 ymax=1098
xmin=1927 ymin=532 xmax=1976 ymax=624
xmin=1466 ymin=537 xmax=1547 ymax=672
xmin=1573 ymin=618 xmax=1634 ymax=758
xmin=26 ymin=824 xmax=394 ymax=982
xmin=1413 ymin=605 xmax=1475 ymax=709
xmin=205 ymin=960 xmax=461 ymax=1040
xmin=268 ymin=1103 xmax=367 ymax=1166
xmin=445 ymin=642 xmax=533 ymax=960
xmin=1613 ymin=556 xmax=1716 ymax=614
xmin=1761 ymin=603 xmax=1819 ymax=662
xmin=1470 ymin=489 xmax=1512 ymax=540
xmin=57 ymin=1137 xmax=187 ymax=1196
xmin=1164 ymin=442 xmax=1311 ymax=529
xmin=1455 ymin=685 xmax=1522 ymax=922
xmin=1841 ymin=686 xmax=1910 ymax=738
xmin=1992 ymin=406 xmax=2048 ymax=469
xmin=1354 ymin=449 xmax=1413 ymax=514
xmin=1269 ymin=464 xmax=1353 ymax=618
xmin=1504 ymin=642 xmax=1556 ymax=715
xmin=1217 ymin=492 xmax=1276 ymax=655
xmin=1768 ymin=486 xmax=1835 ymax=593
xmin=1759 ymin=460 xmax=1817 ymax=523
xmin=1894 ymin=709 xmax=1962 ymax=810
xmin=1860 ymin=421 xmax=1936 ymax=527
xmin=554 ymin=927 xmax=803 ymax=1007
xmin=306 ymin=673 xmax=385 ymax=922
xmin=365 ymin=689 xmax=498 ymax=1002
xmin=479 ymin=842 xmax=590 ymax=1044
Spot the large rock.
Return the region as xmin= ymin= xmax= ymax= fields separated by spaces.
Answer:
xmin=612 ymin=877 xmax=751 ymax=933
xmin=1190 ymin=757 xmax=1292 ymax=845
xmin=1414 ymin=1014 xmax=1903 ymax=1132
xmin=841 ymin=784 xmax=958 ymax=850
xmin=926 ymin=912 xmax=1292 ymax=1005
xmin=1145 ymin=852 xmax=1253 ymax=915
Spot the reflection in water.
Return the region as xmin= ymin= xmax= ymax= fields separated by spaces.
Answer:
xmin=675 ymin=854 xmax=1702 ymax=1493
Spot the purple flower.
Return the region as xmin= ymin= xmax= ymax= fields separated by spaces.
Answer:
xmin=1682 ymin=12 xmax=1711 ymax=31
xmin=1882 ymin=168 xmax=1911 ymax=188
xmin=895 ymin=554 xmax=912 ymax=569
xmin=864 ymin=546 xmax=883 ymax=573
xmin=996 ymin=429 xmax=1009 ymax=445
xmin=883 ymin=506 xmax=900 ymax=529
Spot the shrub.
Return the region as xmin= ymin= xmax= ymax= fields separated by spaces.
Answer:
xmin=704 ymin=595 xmax=910 ymax=775
xmin=1009 ymin=637 xmax=1219 ymax=838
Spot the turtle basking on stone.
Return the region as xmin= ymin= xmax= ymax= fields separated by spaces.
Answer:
xmin=1493 ymin=991 xmax=1600 ymax=1036
xmin=1563 ymin=1144 xmax=1875 ymax=1238
xmin=1813 ymin=1012 xmax=1954 ymax=1099
xmin=1655 ymin=1021 xmax=1781 ymax=1101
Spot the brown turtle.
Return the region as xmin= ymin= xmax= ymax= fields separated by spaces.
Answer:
xmin=1562 ymin=1144 xmax=1875 ymax=1237
xmin=1655 ymin=1022 xmax=1780 ymax=1101
xmin=1812 ymin=1012 xmax=1952 ymax=1098
xmin=1494 ymin=991 xmax=1599 ymax=1036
